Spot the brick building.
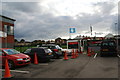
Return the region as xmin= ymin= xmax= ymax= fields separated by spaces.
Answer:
xmin=0 ymin=15 xmax=16 ymax=48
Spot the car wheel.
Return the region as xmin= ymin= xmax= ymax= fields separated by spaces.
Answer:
xmin=8 ymin=60 xmax=15 ymax=69
xmin=56 ymin=55 xmax=60 ymax=59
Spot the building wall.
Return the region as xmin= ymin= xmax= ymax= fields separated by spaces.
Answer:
xmin=0 ymin=16 xmax=15 ymax=48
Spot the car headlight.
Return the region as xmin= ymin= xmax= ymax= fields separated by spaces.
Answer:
xmin=16 ymin=58 xmax=23 ymax=61
xmin=25 ymin=55 xmax=29 ymax=57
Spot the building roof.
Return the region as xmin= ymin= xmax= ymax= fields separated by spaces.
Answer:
xmin=0 ymin=15 xmax=16 ymax=21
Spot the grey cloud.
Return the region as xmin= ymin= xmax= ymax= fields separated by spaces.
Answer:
xmin=2 ymin=1 xmax=117 ymax=41
xmin=92 ymin=2 xmax=115 ymax=15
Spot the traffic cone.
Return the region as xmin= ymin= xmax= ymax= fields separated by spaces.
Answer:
xmin=87 ymin=48 xmax=91 ymax=57
xmin=34 ymin=53 xmax=38 ymax=64
xmin=76 ymin=49 xmax=79 ymax=57
xmin=75 ymin=50 xmax=77 ymax=58
xmin=71 ymin=49 xmax=76 ymax=59
xmin=91 ymin=49 xmax=95 ymax=55
xmin=64 ymin=51 xmax=68 ymax=60
xmin=4 ymin=59 xmax=12 ymax=78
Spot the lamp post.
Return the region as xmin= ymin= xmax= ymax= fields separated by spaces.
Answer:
xmin=115 ymin=23 xmax=117 ymax=35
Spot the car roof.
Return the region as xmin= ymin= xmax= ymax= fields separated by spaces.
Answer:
xmin=28 ymin=47 xmax=48 ymax=50
xmin=39 ymin=47 xmax=49 ymax=49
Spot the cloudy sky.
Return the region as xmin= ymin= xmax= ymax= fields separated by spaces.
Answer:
xmin=1 ymin=0 xmax=118 ymax=41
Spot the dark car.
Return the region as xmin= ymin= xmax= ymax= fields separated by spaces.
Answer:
xmin=100 ymin=40 xmax=117 ymax=57
xmin=24 ymin=47 xmax=53 ymax=63
xmin=41 ymin=44 xmax=63 ymax=59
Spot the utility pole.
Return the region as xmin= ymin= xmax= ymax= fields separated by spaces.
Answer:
xmin=115 ymin=23 xmax=117 ymax=35
xmin=90 ymin=24 xmax=92 ymax=37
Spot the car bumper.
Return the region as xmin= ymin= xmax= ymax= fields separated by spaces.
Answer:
xmin=15 ymin=60 xmax=31 ymax=66
xmin=100 ymin=52 xmax=117 ymax=56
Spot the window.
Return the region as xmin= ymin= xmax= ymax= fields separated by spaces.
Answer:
xmin=56 ymin=45 xmax=62 ymax=49
xmin=102 ymin=43 xmax=108 ymax=46
xmin=4 ymin=25 xmax=14 ymax=35
xmin=3 ymin=49 xmax=20 ymax=55
xmin=0 ymin=31 xmax=7 ymax=37
xmin=109 ymin=42 xmax=115 ymax=46
xmin=24 ymin=49 xmax=31 ymax=53
xmin=7 ymin=26 xmax=14 ymax=35
xmin=45 ymin=49 xmax=52 ymax=53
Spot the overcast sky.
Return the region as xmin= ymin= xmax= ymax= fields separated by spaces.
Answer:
xmin=1 ymin=0 xmax=118 ymax=41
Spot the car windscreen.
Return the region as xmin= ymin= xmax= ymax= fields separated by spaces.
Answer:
xmin=3 ymin=49 xmax=20 ymax=55
xmin=24 ymin=49 xmax=31 ymax=53
xmin=102 ymin=42 xmax=116 ymax=46
xmin=56 ymin=45 xmax=62 ymax=49
xmin=45 ymin=49 xmax=52 ymax=53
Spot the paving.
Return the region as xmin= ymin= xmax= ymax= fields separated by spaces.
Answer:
xmin=2 ymin=54 xmax=118 ymax=78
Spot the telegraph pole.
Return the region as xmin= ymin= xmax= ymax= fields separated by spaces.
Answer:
xmin=90 ymin=24 xmax=92 ymax=37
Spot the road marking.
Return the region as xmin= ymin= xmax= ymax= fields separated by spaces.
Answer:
xmin=1 ymin=69 xmax=30 ymax=74
xmin=59 ymin=59 xmax=63 ymax=61
xmin=117 ymin=55 xmax=120 ymax=58
xmin=38 ymin=63 xmax=48 ymax=66
xmin=94 ymin=53 xmax=98 ymax=58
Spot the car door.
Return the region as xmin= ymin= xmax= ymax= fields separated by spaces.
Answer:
xmin=36 ymin=48 xmax=46 ymax=59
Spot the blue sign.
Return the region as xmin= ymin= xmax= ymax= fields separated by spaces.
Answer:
xmin=69 ymin=28 xmax=76 ymax=33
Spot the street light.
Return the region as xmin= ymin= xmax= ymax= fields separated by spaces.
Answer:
xmin=115 ymin=23 xmax=117 ymax=35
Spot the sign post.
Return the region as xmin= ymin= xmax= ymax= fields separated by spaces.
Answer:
xmin=69 ymin=27 xmax=76 ymax=39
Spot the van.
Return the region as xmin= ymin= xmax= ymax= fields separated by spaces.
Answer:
xmin=100 ymin=40 xmax=117 ymax=57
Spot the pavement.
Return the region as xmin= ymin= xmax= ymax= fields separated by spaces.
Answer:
xmin=2 ymin=53 xmax=119 ymax=79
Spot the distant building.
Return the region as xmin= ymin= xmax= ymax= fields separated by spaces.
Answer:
xmin=0 ymin=15 xmax=16 ymax=48
xmin=55 ymin=37 xmax=67 ymax=45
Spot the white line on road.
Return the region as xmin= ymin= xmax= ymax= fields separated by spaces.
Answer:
xmin=117 ymin=55 xmax=120 ymax=58
xmin=1 ymin=69 xmax=30 ymax=74
xmin=60 ymin=59 xmax=63 ymax=61
xmin=94 ymin=53 xmax=98 ymax=58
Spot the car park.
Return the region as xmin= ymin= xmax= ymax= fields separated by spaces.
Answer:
xmin=41 ymin=44 xmax=63 ymax=58
xmin=0 ymin=48 xmax=31 ymax=69
xmin=100 ymin=40 xmax=117 ymax=57
xmin=24 ymin=47 xmax=53 ymax=63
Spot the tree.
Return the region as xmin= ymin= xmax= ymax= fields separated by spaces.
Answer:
xmin=14 ymin=39 xmax=18 ymax=42
xmin=20 ymin=39 xmax=25 ymax=43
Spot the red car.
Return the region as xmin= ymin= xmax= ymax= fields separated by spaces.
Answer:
xmin=0 ymin=48 xmax=31 ymax=69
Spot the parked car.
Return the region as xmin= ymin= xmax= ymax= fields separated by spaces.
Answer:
xmin=41 ymin=44 xmax=63 ymax=58
xmin=61 ymin=49 xmax=72 ymax=56
xmin=24 ymin=47 xmax=53 ymax=63
xmin=100 ymin=40 xmax=117 ymax=57
xmin=0 ymin=48 xmax=31 ymax=69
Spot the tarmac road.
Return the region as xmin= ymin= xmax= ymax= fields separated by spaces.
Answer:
xmin=2 ymin=54 xmax=118 ymax=78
